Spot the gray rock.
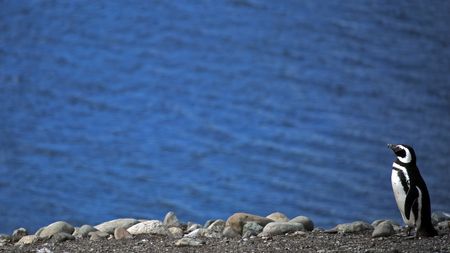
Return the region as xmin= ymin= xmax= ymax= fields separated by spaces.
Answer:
xmin=12 ymin=228 xmax=28 ymax=243
xmin=164 ymin=211 xmax=181 ymax=228
xmin=114 ymin=227 xmax=132 ymax=240
xmin=222 ymin=226 xmax=240 ymax=238
xmin=259 ymin=222 xmax=305 ymax=237
xmin=327 ymin=221 xmax=373 ymax=234
xmin=371 ymin=219 xmax=400 ymax=228
xmin=372 ymin=221 xmax=395 ymax=238
xmin=289 ymin=216 xmax=314 ymax=231
xmin=89 ymin=231 xmax=109 ymax=241
xmin=242 ymin=222 xmax=263 ymax=238
xmin=431 ymin=212 xmax=450 ymax=225
xmin=436 ymin=221 xmax=450 ymax=231
xmin=127 ymin=220 xmax=170 ymax=236
xmin=95 ymin=218 xmax=139 ymax=234
xmin=175 ymin=237 xmax=205 ymax=247
xmin=50 ymin=232 xmax=75 ymax=243
xmin=0 ymin=234 xmax=11 ymax=246
xmin=185 ymin=228 xmax=221 ymax=238
xmin=15 ymin=235 xmax=38 ymax=246
xmin=207 ymin=219 xmax=225 ymax=233
xmin=266 ymin=212 xmax=289 ymax=222
xmin=74 ymin=225 xmax=98 ymax=238
xmin=36 ymin=247 xmax=53 ymax=253
xmin=186 ymin=223 xmax=202 ymax=233
xmin=38 ymin=221 xmax=75 ymax=239
xmin=225 ymin=212 xmax=273 ymax=236
xmin=204 ymin=219 xmax=216 ymax=229
xmin=169 ymin=227 xmax=184 ymax=238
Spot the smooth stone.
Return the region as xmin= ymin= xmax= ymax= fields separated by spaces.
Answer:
xmin=50 ymin=232 xmax=75 ymax=243
xmin=437 ymin=221 xmax=450 ymax=231
xmin=289 ymin=216 xmax=314 ymax=231
xmin=175 ymin=237 xmax=205 ymax=247
xmin=0 ymin=234 xmax=11 ymax=246
xmin=372 ymin=221 xmax=395 ymax=238
xmin=204 ymin=219 xmax=216 ymax=229
xmin=12 ymin=228 xmax=28 ymax=243
xmin=330 ymin=221 xmax=373 ymax=234
xmin=169 ymin=227 xmax=184 ymax=238
xmin=163 ymin=211 xmax=181 ymax=228
xmin=74 ymin=225 xmax=98 ymax=238
xmin=266 ymin=212 xmax=289 ymax=222
xmin=186 ymin=223 xmax=202 ymax=233
xmin=222 ymin=226 xmax=240 ymax=238
xmin=38 ymin=221 xmax=75 ymax=239
xmin=89 ymin=231 xmax=109 ymax=241
xmin=95 ymin=218 xmax=139 ymax=234
xmin=259 ymin=222 xmax=305 ymax=237
xmin=371 ymin=219 xmax=400 ymax=228
xmin=431 ymin=212 xmax=450 ymax=225
xmin=185 ymin=228 xmax=221 ymax=238
xmin=207 ymin=219 xmax=225 ymax=233
xmin=114 ymin=227 xmax=132 ymax=240
xmin=15 ymin=235 xmax=38 ymax=246
xmin=127 ymin=220 xmax=170 ymax=236
xmin=225 ymin=213 xmax=273 ymax=235
xmin=242 ymin=222 xmax=263 ymax=238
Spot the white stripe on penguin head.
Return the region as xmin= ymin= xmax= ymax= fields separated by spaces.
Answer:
xmin=397 ymin=145 xmax=412 ymax=164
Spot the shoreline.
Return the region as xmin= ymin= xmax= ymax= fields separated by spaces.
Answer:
xmin=1 ymin=211 xmax=449 ymax=253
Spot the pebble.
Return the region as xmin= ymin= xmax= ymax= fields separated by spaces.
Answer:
xmin=266 ymin=212 xmax=289 ymax=222
xmin=328 ymin=221 xmax=373 ymax=234
xmin=94 ymin=218 xmax=139 ymax=234
xmin=127 ymin=220 xmax=170 ymax=236
xmin=204 ymin=219 xmax=216 ymax=228
xmin=0 ymin=234 xmax=10 ymax=246
xmin=242 ymin=222 xmax=263 ymax=238
xmin=186 ymin=223 xmax=202 ymax=233
xmin=289 ymin=216 xmax=315 ymax=231
xmin=15 ymin=235 xmax=38 ymax=246
xmin=372 ymin=221 xmax=395 ymax=238
xmin=259 ymin=222 xmax=305 ymax=237
xmin=74 ymin=225 xmax=98 ymax=238
xmin=12 ymin=228 xmax=28 ymax=243
xmin=207 ymin=219 xmax=226 ymax=233
xmin=185 ymin=228 xmax=221 ymax=238
xmin=222 ymin=226 xmax=241 ymax=238
xmin=431 ymin=212 xmax=450 ymax=225
xmin=163 ymin=211 xmax=181 ymax=228
xmin=225 ymin=212 xmax=274 ymax=236
xmin=169 ymin=227 xmax=184 ymax=238
xmin=174 ymin=237 xmax=205 ymax=247
xmin=37 ymin=221 xmax=75 ymax=239
xmin=114 ymin=227 xmax=133 ymax=240
xmin=89 ymin=231 xmax=109 ymax=241
xmin=50 ymin=232 xmax=75 ymax=243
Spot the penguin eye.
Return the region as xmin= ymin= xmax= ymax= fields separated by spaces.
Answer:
xmin=395 ymin=149 xmax=406 ymax=158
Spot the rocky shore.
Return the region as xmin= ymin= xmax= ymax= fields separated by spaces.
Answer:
xmin=1 ymin=211 xmax=449 ymax=253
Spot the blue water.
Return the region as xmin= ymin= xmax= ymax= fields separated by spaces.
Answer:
xmin=1 ymin=1 xmax=449 ymax=234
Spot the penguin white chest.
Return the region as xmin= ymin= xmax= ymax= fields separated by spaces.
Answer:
xmin=391 ymin=165 xmax=415 ymax=226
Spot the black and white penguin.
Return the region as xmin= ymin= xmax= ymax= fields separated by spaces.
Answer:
xmin=388 ymin=144 xmax=437 ymax=237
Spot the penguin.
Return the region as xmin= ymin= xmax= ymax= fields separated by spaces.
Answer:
xmin=387 ymin=144 xmax=437 ymax=237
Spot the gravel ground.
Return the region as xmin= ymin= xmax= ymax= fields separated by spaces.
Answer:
xmin=2 ymin=231 xmax=449 ymax=253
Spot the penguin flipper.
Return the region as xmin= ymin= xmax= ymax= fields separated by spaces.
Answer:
xmin=404 ymin=186 xmax=419 ymax=220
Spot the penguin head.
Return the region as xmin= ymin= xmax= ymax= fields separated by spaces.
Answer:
xmin=387 ymin=144 xmax=416 ymax=164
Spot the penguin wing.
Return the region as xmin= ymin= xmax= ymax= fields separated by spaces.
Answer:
xmin=404 ymin=185 xmax=419 ymax=220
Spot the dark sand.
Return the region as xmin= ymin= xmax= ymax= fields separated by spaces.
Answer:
xmin=2 ymin=231 xmax=449 ymax=253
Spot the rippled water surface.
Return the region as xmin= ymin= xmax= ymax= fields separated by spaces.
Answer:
xmin=1 ymin=1 xmax=449 ymax=233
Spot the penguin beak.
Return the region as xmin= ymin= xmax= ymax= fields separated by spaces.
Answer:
xmin=387 ymin=144 xmax=400 ymax=152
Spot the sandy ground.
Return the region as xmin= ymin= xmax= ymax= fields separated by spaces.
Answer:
xmin=2 ymin=230 xmax=449 ymax=253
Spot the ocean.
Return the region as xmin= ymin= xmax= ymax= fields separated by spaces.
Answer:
xmin=1 ymin=0 xmax=449 ymax=234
